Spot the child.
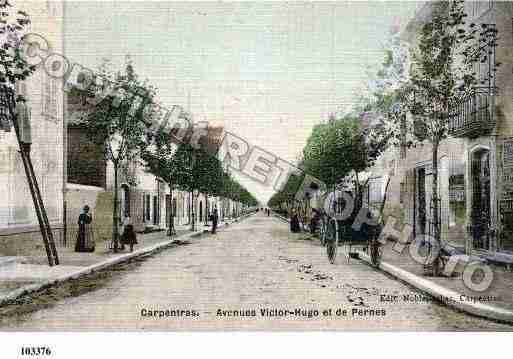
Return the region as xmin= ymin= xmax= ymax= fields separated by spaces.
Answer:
xmin=121 ymin=224 xmax=138 ymax=252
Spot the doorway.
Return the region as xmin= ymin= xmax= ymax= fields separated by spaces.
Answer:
xmin=120 ymin=184 xmax=130 ymax=220
xmin=471 ymin=148 xmax=491 ymax=250
xmin=416 ymin=167 xmax=427 ymax=236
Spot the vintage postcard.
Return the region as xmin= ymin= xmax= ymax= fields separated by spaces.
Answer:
xmin=0 ymin=0 xmax=513 ymax=347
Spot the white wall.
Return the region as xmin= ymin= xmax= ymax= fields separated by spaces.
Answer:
xmin=0 ymin=1 xmax=64 ymax=231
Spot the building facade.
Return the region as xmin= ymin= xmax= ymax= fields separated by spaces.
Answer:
xmin=0 ymin=1 xmax=65 ymax=256
xmin=368 ymin=1 xmax=513 ymax=263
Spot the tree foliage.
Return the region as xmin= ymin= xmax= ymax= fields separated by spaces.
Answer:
xmin=0 ymin=0 xmax=34 ymax=87
xmin=302 ymin=117 xmax=370 ymax=188
xmin=0 ymin=0 xmax=36 ymax=132
xmin=268 ymin=172 xmax=304 ymax=209
xmin=77 ymin=57 xmax=156 ymax=172
xmin=74 ymin=56 xmax=158 ymax=248
xmin=144 ymin=126 xmax=257 ymax=207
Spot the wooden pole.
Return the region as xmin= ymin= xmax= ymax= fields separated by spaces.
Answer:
xmin=3 ymin=89 xmax=58 ymax=266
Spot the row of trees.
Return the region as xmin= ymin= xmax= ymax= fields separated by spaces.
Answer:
xmin=268 ymin=115 xmax=387 ymax=217
xmin=73 ymin=58 xmax=257 ymax=250
xmin=142 ymin=128 xmax=258 ymax=231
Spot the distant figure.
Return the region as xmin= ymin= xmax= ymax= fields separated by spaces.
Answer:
xmin=310 ymin=208 xmax=321 ymax=234
xmin=120 ymin=224 xmax=138 ymax=252
xmin=75 ymin=205 xmax=95 ymax=252
xmin=120 ymin=215 xmax=131 ymax=250
xmin=210 ymin=207 xmax=219 ymax=234
xmin=267 ymin=208 xmax=270 ymax=216
xmin=290 ymin=208 xmax=301 ymax=233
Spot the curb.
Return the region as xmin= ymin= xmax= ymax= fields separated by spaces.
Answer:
xmin=271 ymin=215 xmax=513 ymax=324
xmin=356 ymin=250 xmax=513 ymax=324
xmin=0 ymin=214 xmax=255 ymax=308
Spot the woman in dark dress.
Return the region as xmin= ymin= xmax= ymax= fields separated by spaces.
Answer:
xmin=290 ymin=208 xmax=301 ymax=233
xmin=121 ymin=224 xmax=138 ymax=252
xmin=210 ymin=207 xmax=219 ymax=234
xmin=75 ymin=205 xmax=95 ymax=252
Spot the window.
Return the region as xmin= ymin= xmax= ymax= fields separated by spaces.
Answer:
xmin=142 ymin=195 xmax=145 ymax=222
xmin=122 ymin=185 xmax=130 ymax=218
xmin=448 ymin=159 xmax=466 ymax=229
xmin=42 ymin=74 xmax=59 ymax=123
xmin=145 ymin=194 xmax=151 ymax=221
xmin=368 ymin=177 xmax=383 ymax=205
xmin=153 ymin=196 xmax=158 ymax=225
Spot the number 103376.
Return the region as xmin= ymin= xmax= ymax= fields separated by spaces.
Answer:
xmin=20 ymin=346 xmax=52 ymax=356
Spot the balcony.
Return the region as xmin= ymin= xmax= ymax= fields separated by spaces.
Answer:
xmin=448 ymin=88 xmax=495 ymax=138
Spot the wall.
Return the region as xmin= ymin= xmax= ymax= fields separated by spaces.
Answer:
xmin=0 ymin=1 xmax=65 ymax=243
xmin=67 ymin=126 xmax=107 ymax=188
xmin=65 ymin=183 xmax=112 ymax=244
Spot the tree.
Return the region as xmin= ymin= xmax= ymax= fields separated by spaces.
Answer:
xmin=167 ymin=140 xmax=256 ymax=229
xmin=355 ymin=24 xmax=410 ymax=118
xmin=268 ymin=172 xmax=305 ymax=213
xmin=77 ymin=57 xmax=157 ymax=251
xmin=302 ymin=117 xmax=372 ymax=189
xmin=141 ymin=124 xmax=178 ymax=235
xmin=353 ymin=24 xmax=412 ymax=154
xmin=380 ymin=0 xmax=499 ymax=275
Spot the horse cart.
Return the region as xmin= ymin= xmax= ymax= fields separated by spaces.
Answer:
xmin=319 ymin=176 xmax=390 ymax=266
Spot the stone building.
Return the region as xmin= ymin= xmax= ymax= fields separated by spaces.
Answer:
xmin=65 ymin=91 xmax=170 ymax=242
xmin=66 ymin=97 xmax=240 ymax=240
xmin=368 ymin=1 xmax=513 ymax=264
xmin=0 ymin=1 xmax=65 ymax=256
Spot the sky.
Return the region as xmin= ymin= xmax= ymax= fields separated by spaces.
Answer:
xmin=64 ymin=1 xmax=420 ymax=204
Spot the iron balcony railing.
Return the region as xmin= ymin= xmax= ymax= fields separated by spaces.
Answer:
xmin=448 ymin=87 xmax=495 ymax=138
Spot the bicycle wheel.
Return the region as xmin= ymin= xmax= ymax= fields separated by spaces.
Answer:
xmin=326 ymin=219 xmax=338 ymax=264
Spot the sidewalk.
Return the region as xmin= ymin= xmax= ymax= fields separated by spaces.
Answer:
xmin=271 ymin=212 xmax=513 ymax=324
xmin=357 ymin=240 xmax=513 ymax=324
xmin=0 ymin=214 xmax=254 ymax=306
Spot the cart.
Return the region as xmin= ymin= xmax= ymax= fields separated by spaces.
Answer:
xmin=323 ymin=177 xmax=390 ymax=266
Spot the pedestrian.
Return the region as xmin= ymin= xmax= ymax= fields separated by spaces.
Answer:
xmin=290 ymin=208 xmax=301 ymax=233
xmin=75 ymin=205 xmax=95 ymax=252
xmin=210 ymin=207 xmax=219 ymax=234
xmin=310 ymin=208 xmax=320 ymax=234
xmin=267 ymin=208 xmax=270 ymax=216
xmin=120 ymin=224 xmax=138 ymax=252
xmin=119 ymin=215 xmax=131 ymax=250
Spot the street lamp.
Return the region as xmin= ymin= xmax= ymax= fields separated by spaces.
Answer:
xmin=110 ymin=133 xmax=123 ymax=252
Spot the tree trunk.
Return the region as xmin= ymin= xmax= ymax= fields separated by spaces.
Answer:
xmin=431 ymin=141 xmax=441 ymax=276
xmin=167 ymin=185 xmax=175 ymax=236
xmin=112 ymin=161 xmax=119 ymax=252
xmin=191 ymin=191 xmax=195 ymax=231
